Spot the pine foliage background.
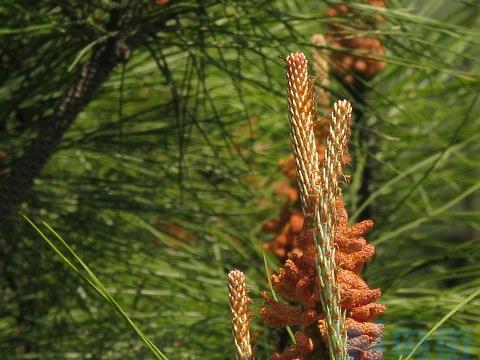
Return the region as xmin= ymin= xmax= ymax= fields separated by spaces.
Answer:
xmin=0 ymin=0 xmax=479 ymax=359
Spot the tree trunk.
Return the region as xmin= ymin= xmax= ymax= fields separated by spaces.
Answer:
xmin=0 ymin=8 xmax=134 ymax=224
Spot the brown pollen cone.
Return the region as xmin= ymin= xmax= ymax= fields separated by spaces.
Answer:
xmin=325 ymin=1 xmax=387 ymax=86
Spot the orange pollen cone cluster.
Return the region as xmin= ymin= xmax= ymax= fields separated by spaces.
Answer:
xmin=261 ymin=197 xmax=385 ymax=359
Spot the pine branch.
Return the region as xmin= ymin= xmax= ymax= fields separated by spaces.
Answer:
xmin=285 ymin=52 xmax=349 ymax=360
xmin=313 ymin=100 xmax=352 ymax=360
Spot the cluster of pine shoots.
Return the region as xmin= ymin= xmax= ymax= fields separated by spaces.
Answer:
xmin=227 ymin=2 xmax=387 ymax=360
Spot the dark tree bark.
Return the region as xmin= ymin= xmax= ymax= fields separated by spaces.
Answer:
xmin=0 ymin=6 xmax=138 ymax=224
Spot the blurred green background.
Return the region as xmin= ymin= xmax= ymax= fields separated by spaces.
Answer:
xmin=0 ymin=0 xmax=479 ymax=359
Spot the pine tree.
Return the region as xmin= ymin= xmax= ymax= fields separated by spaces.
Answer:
xmin=0 ymin=1 xmax=479 ymax=359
